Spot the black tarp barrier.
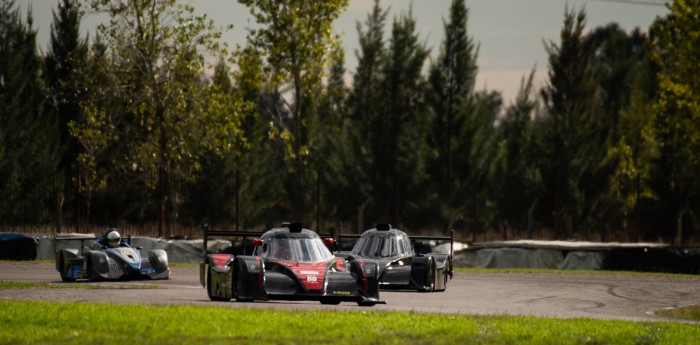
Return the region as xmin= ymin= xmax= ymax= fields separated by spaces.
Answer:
xmin=0 ymin=234 xmax=39 ymax=260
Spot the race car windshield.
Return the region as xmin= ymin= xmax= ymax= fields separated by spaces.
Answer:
xmin=259 ymin=238 xmax=334 ymax=262
xmin=352 ymin=233 xmax=410 ymax=258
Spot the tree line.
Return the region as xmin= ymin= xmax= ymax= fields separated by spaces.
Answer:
xmin=1 ymin=0 xmax=698 ymax=245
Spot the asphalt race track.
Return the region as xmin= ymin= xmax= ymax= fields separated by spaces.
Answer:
xmin=1 ymin=262 xmax=699 ymax=323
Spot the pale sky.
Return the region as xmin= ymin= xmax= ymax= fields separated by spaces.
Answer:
xmin=21 ymin=0 xmax=670 ymax=104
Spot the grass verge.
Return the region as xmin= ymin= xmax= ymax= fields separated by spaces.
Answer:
xmin=0 ymin=300 xmax=699 ymax=345
xmin=454 ymin=267 xmax=700 ymax=279
xmin=0 ymin=280 xmax=160 ymax=290
xmin=655 ymin=305 xmax=700 ymax=321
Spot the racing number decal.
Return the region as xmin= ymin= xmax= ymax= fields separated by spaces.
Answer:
xmin=301 ymin=270 xmax=319 ymax=283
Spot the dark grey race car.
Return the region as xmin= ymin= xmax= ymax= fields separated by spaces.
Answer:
xmin=336 ymin=224 xmax=453 ymax=292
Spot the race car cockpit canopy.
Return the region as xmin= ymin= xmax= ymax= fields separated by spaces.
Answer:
xmin=351 ymin=226 xmax=413 ymax=258
xmin=256 ymin=226 xmax=334 ymax=262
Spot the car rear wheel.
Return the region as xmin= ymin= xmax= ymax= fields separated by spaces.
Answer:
xmin=320 ymin=298 xmax=341 ymax=305
xmin=232 ymin=260 xmax=254 ymax=302
xmin=419 ymin=257 xmax=435 ymax=292
xmin=207 ymin=266 xmax=230 ymax=301
xmin=357 ymin=300 xmax=376 ymax=307
xmin=58 ymin=253 xmax=75 ymax=282
xmin=85 ymin=255 xmax=99 ymax=281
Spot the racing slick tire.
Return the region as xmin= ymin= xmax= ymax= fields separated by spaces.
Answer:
xmin=441 ymin=260 xmax=451 ymax=290
xmin=84 ymin=254 xmax=100 ymax=281
xmin=58 ymin=253 xmax=75 ymax=282
xmin=320 ymin=298 xmax=341 ymax=305
xmin=419 ymin=257 xmax=435 ymax=292
xmin=207 ymin=267 xmax=230 ymax=301
xmin=232 ymin=259 xmax=254 ymax=302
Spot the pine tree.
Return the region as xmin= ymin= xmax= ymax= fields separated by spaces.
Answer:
xmin=426 ymin=0 xmax=479 ymax=231
xmin=540 ymin=7 xmax=604 ymax=239
xmin=0 ymin=0 xmax=61 ymax=228
xmin=371 ymin=6 xmax=429 ymax=227
xmin=343 ymin=0 xmax=388 ymax=231
xmin=497 ymin=69 xmax=541 ymax=237
xmin=43 ymin=0 xmax=88 ymax=231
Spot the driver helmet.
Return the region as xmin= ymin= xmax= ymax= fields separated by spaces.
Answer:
xmin=105 ymin=229 xmax=121 ymax=248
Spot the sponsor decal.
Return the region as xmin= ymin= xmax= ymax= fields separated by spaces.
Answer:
xmin=333 ymin=290 xmax=351 ymax=295
xmin=307 ymin=275 xmax=318 ymax=282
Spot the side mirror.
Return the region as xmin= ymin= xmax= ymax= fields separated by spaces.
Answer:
xmin=323 ymin=238 xmax=335 ymax=246
xmin=252 ymin=238 xmax=264 ymax=246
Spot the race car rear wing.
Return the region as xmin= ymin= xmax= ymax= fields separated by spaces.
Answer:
xmin=54 ymin=234 xmax=133 ymax=255
xmin=201 ymin=223 xmax=335 ymax=258
xmin=336 ymin=229 xmax=454 ymax=258
xmin=201 ymin=223 xmax=265 ymax=257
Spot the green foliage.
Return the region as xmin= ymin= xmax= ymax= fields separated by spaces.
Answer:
xmin=369 ymin=5 xmax=430 ymax=227
xmin=497 ymin=70 xmax=542 ymax=235
xmin=238 ymin=0 xmax=349 ymax=221
xmin=341 ymin=0 xmax=388 ymax=231
xmin=540 ymin=7 xmax=607 ymax=239
xmin=425 ymin=0 xmax=480 ymax=232
xmin=0 ymin=0 xmax=61 ymax=227
xmin=72 ymin=0 xmax=246 ymax=233
xmin=4 ymin=0 xmax=700 ymax=243
xmin=647 ymin=0 xmax=700 ymax=244
xmin=43 ymin=0 xmax=88 ymax=230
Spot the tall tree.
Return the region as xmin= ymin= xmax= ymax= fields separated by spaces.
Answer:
xmin=371 ymin=6 xmax=429 ymax=227
xmin=238 ymin=0 xmax=349 ymax=222
xmin=426 ymin=0 xmax=479 ymax=231
xmin=0 ymin=0 xmax=60 ymax=228
xmin=647 ymin=0 xmax=700 ymax=245
xmin=497 ymin=69 xmax=542 ymax=237
xmin=597 ymin=28 xmax=658 ymax=241
xmin=460 ymin=89 xmax=503 ymax=241
xmin=540 ymin=7 xmax=604 ymax=239
xmin=73 ymin=0 xmax=246 ymax=236
xmin=43 ymin=0 xmax=88 ymax=231
xmin=312 ymin=43 xmax=347 ymax=230
xmin=344 ymin=0 xmax=388 ymax=231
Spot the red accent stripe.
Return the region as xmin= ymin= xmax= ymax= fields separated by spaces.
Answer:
xmin=211 ymin=254 xmax=231 ymax=267
xmin=359 ymin=259 xmax=368 ymax=291
xmin=256 ymin=257 xmax=263 ymax=288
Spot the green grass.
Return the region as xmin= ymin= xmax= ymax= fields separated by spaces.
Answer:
xmin=0 ymin=260 xmax=54 ymax=264
xmin=0 ymin=301 xmax=698 ymax=345
xmin=0 ymin=280 xmax=160 ymax=290
xmin=656 ymin=305 xmax=700 ymax=321
xmin=454 ymin=267 xmax=700 ymax=279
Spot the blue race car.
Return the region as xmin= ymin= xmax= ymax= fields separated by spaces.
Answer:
xmin=336 ymin=224 xmax=453 ymax=292
xmin=55 ymin=228 xmax=169 ymax=281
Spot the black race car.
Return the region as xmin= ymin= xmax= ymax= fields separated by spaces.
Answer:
xmin=336 ymin=224 xmax=453 ymax=292
xmin=200 ymin=223 xmax=385 ymax=306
